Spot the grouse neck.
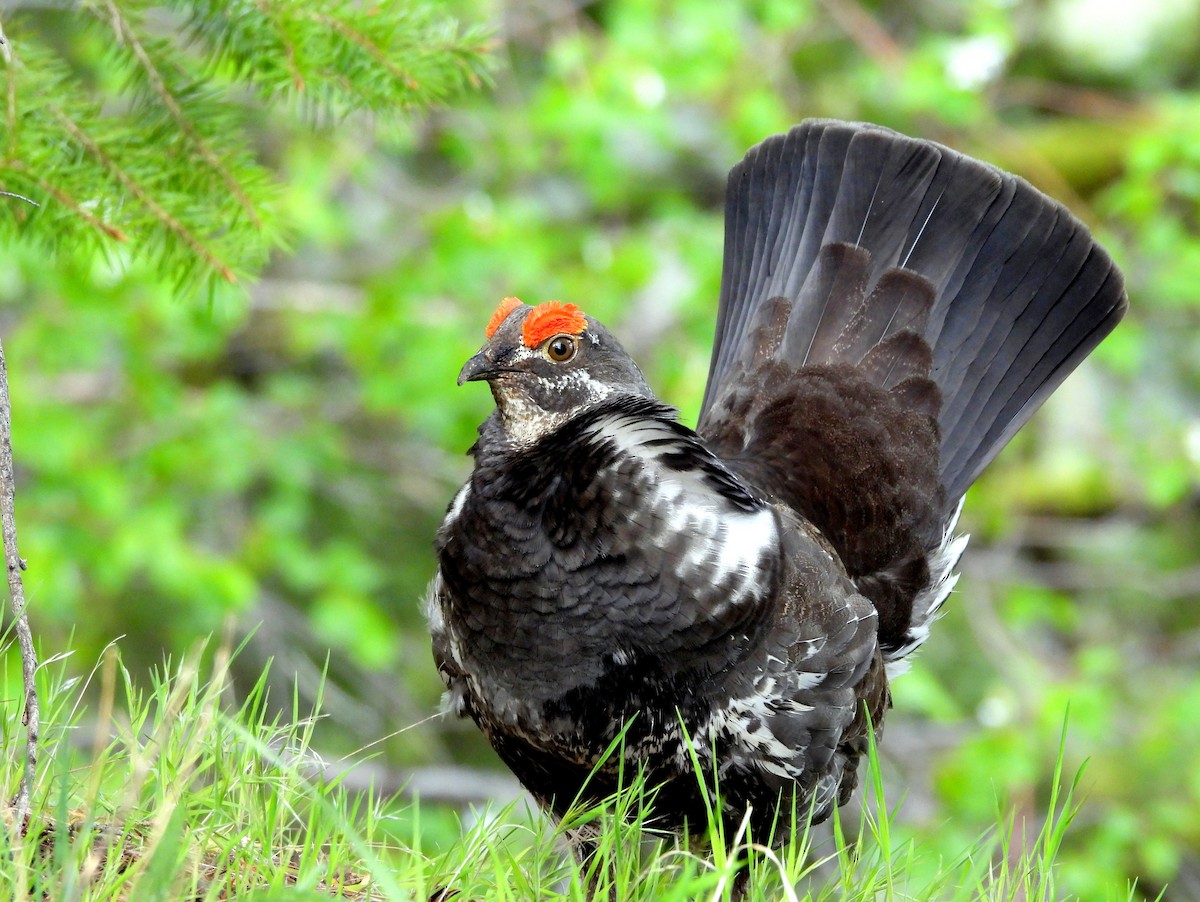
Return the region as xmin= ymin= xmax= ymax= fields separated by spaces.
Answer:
xmin=473 ymin=393 xmax=682 ymax=463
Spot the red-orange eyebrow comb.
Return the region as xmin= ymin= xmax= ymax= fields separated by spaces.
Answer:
xmin=486 ymin=297 xmax=523 ymax=339
xmin=522 ymin=301 xmax=586 ymax=348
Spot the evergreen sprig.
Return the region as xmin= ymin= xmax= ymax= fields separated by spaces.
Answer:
xmin=0 ymin=1 xmax=491 ymax=295
xmin=174 ymin=0 xmax=492 ymax=112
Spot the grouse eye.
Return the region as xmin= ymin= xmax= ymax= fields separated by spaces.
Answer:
xmin=545 ymin=334 xmax=578 ymax=363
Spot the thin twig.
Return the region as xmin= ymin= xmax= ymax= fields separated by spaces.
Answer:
xmin=0 ymin=338 xmax=38 ymax=830
xmin=0 ymin=191 xmax=39 ymax=207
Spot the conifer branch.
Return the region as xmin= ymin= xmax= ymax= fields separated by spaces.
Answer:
xmin=315 ymin=13 xmax=420 ymax=91
xmin=0 ymin=1 xmax=491 ymax=293
xmin=253 ymin=0 xmax=305 ymax=91
xmin=92 ymin=0 xmax=263 ymax=228
xmin=10 ymin=162 xmax=123 ymax=238
xmin=51 ymin=108 xmax=236 ymax=282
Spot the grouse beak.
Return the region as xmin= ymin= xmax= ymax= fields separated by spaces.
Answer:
xmin=457 ymin=350 xmax=498 ymax=386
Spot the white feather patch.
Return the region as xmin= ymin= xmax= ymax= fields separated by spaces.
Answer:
xmin=886 ymin=498 xmax=969 ymax=675
xmin=591 ymin=414 xmax=778 ymax=605
xmin=424 ymin=569 xmax=445 ymax=633
xmin=676 ymin=669 xmax=820 ymax=781
xmin=445 ymin=483 xmax=471 ymax=525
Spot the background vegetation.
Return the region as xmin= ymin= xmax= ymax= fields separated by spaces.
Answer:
xmin=2 ymin=0 xmax=1198 ymax=897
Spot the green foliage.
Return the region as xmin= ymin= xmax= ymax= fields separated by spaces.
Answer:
xmin=0 ymin=0 xmax=1198 ymax=897
xmin=0 ymin=0 xmax=490 ymax=293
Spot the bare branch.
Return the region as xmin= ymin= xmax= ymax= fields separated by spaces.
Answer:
xmin=0 ymin=338 xmax=38 ymax=830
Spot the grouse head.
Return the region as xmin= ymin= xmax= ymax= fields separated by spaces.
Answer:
xmin=458 ymin=297 xmax=653 ymax=446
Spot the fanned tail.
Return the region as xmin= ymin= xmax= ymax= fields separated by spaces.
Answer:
xmin=704 ymin=119 xmax=1125 ymax=502
xmin=699 ymin=119 xmax=1126 ymax=661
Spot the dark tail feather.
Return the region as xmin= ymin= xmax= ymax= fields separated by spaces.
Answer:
xmin=701 ymin=119 xmax=1127 ymax=508
xmin=829 ymin=268 xmax=936 ymax=366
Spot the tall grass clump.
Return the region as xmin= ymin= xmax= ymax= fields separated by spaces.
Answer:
xmin=1 ymin=635 xmax=1128 ymax=900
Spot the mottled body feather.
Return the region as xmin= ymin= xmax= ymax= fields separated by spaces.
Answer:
xmin=433 ymin=396 xmax=883 ymax=831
